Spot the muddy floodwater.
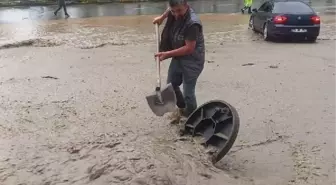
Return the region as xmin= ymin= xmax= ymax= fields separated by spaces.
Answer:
xmin=0 ymin=0 xmax=335 ymax=23
xmin=0 ymin=1 xmax=336 ymax=185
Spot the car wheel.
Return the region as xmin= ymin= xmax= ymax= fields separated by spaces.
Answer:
xmin=263 ymin=23 xmax=270 ymax=41
xmin=307 ymin=36 xmax=317 ymax=43
xmin=249 ymin=17 xmax=257 ymax=32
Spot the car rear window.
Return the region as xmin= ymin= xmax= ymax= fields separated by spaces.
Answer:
xmin=273 ymin=1 xmax=314 ymax=14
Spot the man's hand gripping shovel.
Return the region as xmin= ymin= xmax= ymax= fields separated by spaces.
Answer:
xmin=146 ymin=24 xmax=177 ymax=116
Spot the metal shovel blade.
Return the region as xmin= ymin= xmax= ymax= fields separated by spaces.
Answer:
xmin=146 ymin=83 xmax=177 ymax=116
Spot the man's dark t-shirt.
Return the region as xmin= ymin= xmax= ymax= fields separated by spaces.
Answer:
xmin=184 ymin=24 xmax=200 ymax=41
xmin=168 ymin=20 xmax=200 ymax=49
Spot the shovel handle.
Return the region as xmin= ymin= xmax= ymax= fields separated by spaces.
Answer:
xmin=155 ymin=24 xmax=161 ymax=90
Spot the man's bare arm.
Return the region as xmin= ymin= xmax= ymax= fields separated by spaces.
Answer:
xmin=161 ymin=7 xmax=170 ymax=19
xmin=153 ymin=7 xmax=170 ymax=24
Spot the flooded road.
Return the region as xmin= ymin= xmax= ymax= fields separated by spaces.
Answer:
xmin=0 ymin=0 xmax=335 ymax=48
xmin=0 ymin=0 xmax=335 ymax=23
xmin=0 ymin=1 xmax=335 ymax=185
xmin=0 ymin=19 xmax=335 ymax=185
xmin=0 ymin=13 xmax=335 ymax=49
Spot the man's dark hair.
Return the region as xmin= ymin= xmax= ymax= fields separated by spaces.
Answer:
xmin=169 ymin=0 xmax=187 ymax=7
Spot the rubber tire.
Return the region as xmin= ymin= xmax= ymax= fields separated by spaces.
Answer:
xmin=249 ymin=17 xmax=257 ymax=33
xmin=263 ymin=23 xmax=270 ymax=41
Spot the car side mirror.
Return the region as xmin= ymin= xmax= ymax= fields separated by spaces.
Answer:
xmin=252 ymin=8 xmax=258 ymax=13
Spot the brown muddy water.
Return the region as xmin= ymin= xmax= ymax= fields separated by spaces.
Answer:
xmin=0 ymin=0 xmax=335 ymax=23
xmin=0 ymin=3 xmax=335 ymax=185
xmin=0 ymin=14 xmax=335 ymax=49
xmin=0 ymin=0 xmax=335 ymax=47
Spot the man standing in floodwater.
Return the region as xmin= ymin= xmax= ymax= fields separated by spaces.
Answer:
xmin=54 ymin=0 xmax=69 ymax=17
xmin=241 ymin=0 xmax=253 ymax=14
xmin=153 ymin=0 xmax=205 ymax=119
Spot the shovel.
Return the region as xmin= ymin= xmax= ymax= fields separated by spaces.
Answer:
xmin=146 ymin=24 xmax=176 ymax=116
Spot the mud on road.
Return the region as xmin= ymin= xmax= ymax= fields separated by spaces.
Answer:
xmin=0 ymin=14 xmax=335 ymax=185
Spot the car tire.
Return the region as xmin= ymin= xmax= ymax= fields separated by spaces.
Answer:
xmin=263 ymin=23 xmax=270 ymax=41
xmin=307 ymin=36 xmax=317 ymax=43
xmin=249 ymin=17 xmax=257 ymax=32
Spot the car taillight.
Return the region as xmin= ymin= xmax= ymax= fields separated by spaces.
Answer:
xmin=273 ymin=15 xmax=288 ymax=24
xmin=311 ymin=16 xmax=320 ymax=24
